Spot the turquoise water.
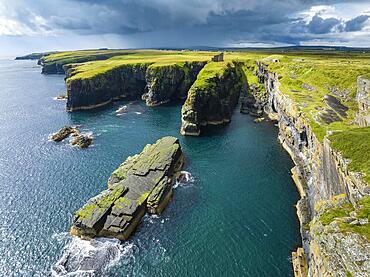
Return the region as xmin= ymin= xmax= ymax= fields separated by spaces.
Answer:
xmin=0 ymin=59 xmax=301 ymax=276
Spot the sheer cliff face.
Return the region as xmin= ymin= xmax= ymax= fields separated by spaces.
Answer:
xmin=248 ymin=62 xmax=370 ymax=277
xmin=66 ymin=63 xmax=149 ymax=111
xmin=144 ymin=62 xmax=206 ymax=107
xmin=65 ymin=62 xmax=206 ymax=111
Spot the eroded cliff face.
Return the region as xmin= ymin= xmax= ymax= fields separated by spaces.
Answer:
xmin=180 ymin=62 xmax=245 ymax=136
xmin=65 ymin=61 xmax=207 ymax=111
xmin=66 ymin=63 xmax=149 ymax=111
xmin=143 ymin=62 xmax=206 ymax=106
xmin=245 ymin=61 xmax=370 ymax=276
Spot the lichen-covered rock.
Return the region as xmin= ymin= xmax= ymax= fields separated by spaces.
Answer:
xmin=50 ymin=126 xmax=79 ymax=142
xmin=180 ymin=61 xmax=245 ymax=136
xmin=309 ymin=196 xmax=370 ymax=277
xmin=143 ymin=62 xmax=206 ymax=106
xmin=70 ymin=136 xmax=184 ymax=240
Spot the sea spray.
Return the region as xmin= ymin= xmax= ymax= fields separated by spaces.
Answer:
xmin=51 ymin=236 xmax=132 ymax=276
xmin=173 ymin=171 xmax=194 ymax=189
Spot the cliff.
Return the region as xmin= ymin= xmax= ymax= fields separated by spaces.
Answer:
xmin=66 ymin=63 xmax=150 ymax=111
xmin=244 ymin=60 xmax=370 ymax=276
xmin=180 ymin=61 xmax=245 ymax=136
xmin=65 ymin=61 xmax=207 ymax=111
xmin=70 ymin=136 xmax=184 ymax=240
xmin=143 ymin=62 xmax=206 ymax=106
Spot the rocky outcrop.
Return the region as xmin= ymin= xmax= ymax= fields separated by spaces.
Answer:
xmin=70 ymin=134 xmax=93 ymax=148
xmin=143 ymin=62 xmax=206 ymax=106
xmin=356 ymin=76 xmax=370 ymax=127
xmin=50 ymin=126 xmax=79 ymax=142
xmin=244 ymin=61 xmax=370 ymax=276
xmin=50 ymin=126 xmax=93 ymax=148
xmin=180 ymin=62 xmax=245 ymax=136
xmin=70 ymin=136 xmax=184 ymax=240
xmin=66 ymin=61 xmax=206 ymax=111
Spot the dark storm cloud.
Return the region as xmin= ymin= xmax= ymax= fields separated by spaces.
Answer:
xmin=1 ymin=0 xmax=370 ymax=46
xmin=307 ymin=15 xmax=341 ymax=34
xmin=344 ymin=15 xmax=370 ymax=31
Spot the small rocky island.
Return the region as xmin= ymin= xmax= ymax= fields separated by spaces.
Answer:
xmin=50 ymin=126 xmax=92 ymax=148
xmin=70 ymin=136 xmax=184 ymax=240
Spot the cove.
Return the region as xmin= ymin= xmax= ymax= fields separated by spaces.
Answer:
xmin=0 ymin=59 xmax=301 ymax=276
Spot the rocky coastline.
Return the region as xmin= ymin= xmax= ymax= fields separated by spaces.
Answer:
xmin=243 ymin=61 xmax=370 ymax=276
xmin=65 ymin=61 xmax=207 ymax=111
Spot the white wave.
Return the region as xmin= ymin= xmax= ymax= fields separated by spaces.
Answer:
xmin=134 ymin=112 xmax=142 ymax=115
xmin=51 ymin=236 xmax=132 ymax=277
xmin=173 ymin=171 xmax=194 ymax=189
xmin=115 ymin=105 xmax=127 ymax=114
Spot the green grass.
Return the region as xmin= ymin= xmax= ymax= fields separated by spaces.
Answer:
xmin=319 ymin=196 xmax=370 ymax=240
xmin=65 ymin=51 xmax=216 ymax=81
xmin=330 ymin=127 xmax=370 ymax=183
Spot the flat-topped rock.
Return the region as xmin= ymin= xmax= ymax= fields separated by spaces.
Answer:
xmin=70 ymin=136 xmax=184 ymax=240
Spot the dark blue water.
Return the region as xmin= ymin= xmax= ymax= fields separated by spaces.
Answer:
xmin=0 ymin=59 xmax=301 ymax=276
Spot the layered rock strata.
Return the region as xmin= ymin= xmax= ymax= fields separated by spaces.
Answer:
xmin=70 ymin=136 xmax=184 ymax=240
xmin=180 ymin=62 xmax=245 ymax=136
xmin=244 ymin=61 xmax=370 ymax=276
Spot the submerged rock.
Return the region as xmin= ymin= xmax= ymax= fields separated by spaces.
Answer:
xmin=70 ymin=136 xmax=184 ymax=241
xmin=254 ymin=117 xmax=265 ymax=123
xmin=50 ymin=126 xmax=79 ymax=142
xmin=55 ymin=94 xmax=67 ymax=101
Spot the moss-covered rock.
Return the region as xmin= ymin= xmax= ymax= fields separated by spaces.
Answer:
xmin=70 ymin=136 xmax=184 ymax=240
xmin=180 ymin=61 xmax=246 ymax=136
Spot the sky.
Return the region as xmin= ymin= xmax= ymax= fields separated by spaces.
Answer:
xmin=0 ymin=0 xmax=369 ymax=56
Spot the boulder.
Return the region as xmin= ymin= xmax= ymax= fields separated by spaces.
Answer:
xmin=70 ymin=136 xmax=184 ymax=240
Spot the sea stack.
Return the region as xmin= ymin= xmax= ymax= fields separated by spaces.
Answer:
xmin=70 ymin=136 xmax=184 ymax=240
